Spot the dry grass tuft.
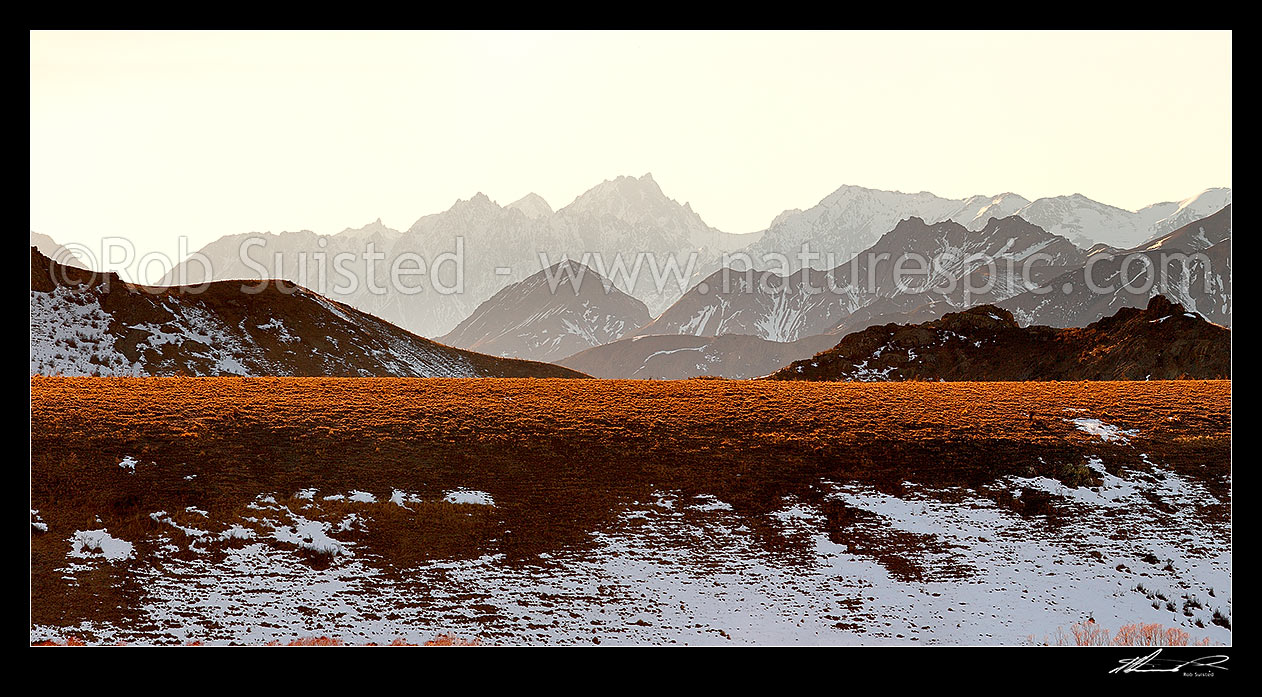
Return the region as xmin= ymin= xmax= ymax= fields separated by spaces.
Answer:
xmin=280 ymin=636 xmax=345 ymax=646
xmin=423 ymin=633 xmax=481 ymax=646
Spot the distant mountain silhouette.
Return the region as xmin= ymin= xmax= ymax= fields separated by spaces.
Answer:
xmin=1001 ymin=205 xmax=1231 ymax=328
xmin=641 ymin=215 xmax=1084 ymax=343
xmin=439 ymin=260 xmax=651 ymax=362
xmin=155 ymin=177 xmax=1229 ymax=341
xmin=559 ymin=332 xmax=838 ymax=379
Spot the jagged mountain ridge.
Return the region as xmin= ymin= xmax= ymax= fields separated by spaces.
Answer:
xmin=165 ymin=173 xmax=752 ymax=338
xmin=639 ymin=215 xmax=1086 ymax=343
xmin=1001 ymin=206 xmax=1232 ymax=328
xmin=741 ymin=186 xmax=1231 ymax=272
xmin=30 ymin=232 xmax=87 ymax=269
xmin=768 ymin=295 xmax=1229 ymax=382
xmin=742 ymin=186 xmax=1033 ymax=273
xmin=438 ymin=260 xmax=651 ymax=363
xmin=506 ymin=193 xmax=554 ymax=219
xmin=154 ymin=178 xmax=1229 ymax=340
xmin=1011 ymin=188 xmax=1231 ymax=250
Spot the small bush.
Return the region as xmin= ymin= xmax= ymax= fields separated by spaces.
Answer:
xmin=1070 ymin=620 xmax=1111 ymax=646
xmin=1034 ymin=621 xmax=1214 ymax=647
xmin=1112 ymin=623 xmax=1210 ymax=647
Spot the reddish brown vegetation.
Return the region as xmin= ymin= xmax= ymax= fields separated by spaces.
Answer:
xmin=278 ymin=636 xmax=344 ymax=646
xmin=423 ymin=634 xmax=481 ymax=646
xmin=30 ymin=377 xmax=1230 ymax=638
xmin=32 ymin=637 xmax=86 ymax=646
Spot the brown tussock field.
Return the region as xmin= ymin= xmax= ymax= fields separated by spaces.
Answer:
xmin=30 ymin=377 xmax=1230 ymax=637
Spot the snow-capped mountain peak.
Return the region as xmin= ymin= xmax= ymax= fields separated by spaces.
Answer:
xmin=335 ymin=218 xmax=401 ymax=242
xmin=1013 ymin=194 xmax=1146 ymax=249
xmin=506 ymin=192 xmax=554 ymax=219
xmin=950 ymin=192 xmax=1033 ymax=230
xmin=1139 ymin=188 xmax=1232 ymax=243
xmin=439 ymin=260 xmax=651 ymax=362
xmin=561 ymin=173 xmax=677 ymax=222
xmin=158 ymin=178 xmax=1228 ymax=340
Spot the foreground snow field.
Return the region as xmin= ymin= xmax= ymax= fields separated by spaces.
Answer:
xmin=32 ymin=460 xmax=1229 ymax=645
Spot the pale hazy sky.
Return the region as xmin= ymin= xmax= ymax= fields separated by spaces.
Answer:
xmin=31 ymin=30 xmax=1231 ymax=280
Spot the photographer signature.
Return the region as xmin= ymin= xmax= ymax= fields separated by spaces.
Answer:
xmin=1110 ymin=649 xmax=1229 ymax=674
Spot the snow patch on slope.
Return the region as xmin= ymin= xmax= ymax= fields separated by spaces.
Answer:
xmin=30 ymin=286 xmax=138 ymax=376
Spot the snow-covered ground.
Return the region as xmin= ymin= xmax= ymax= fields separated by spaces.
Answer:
xmin=29 ymin=282 xmax=483 ymax=378
xmin=32 ymin=459 xmax=1230 ymax=646
xmin=29 ymin=286 xmax=140 ymax=376
xmin=67 ymin=529 xmax=134 ymax=562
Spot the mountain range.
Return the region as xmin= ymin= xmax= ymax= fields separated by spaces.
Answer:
xmin=139 ymin=177 xmax=1228 ymax=340
xmin=1001 ymin=205 xmax=1232 ymax=328
xmin=161 ymin=174 xmax=747 ymax=339
xmin=637 ymin=214 xmax=1087 ymax=343
xmin=32 ymin=176 xmax=1231 ymax=382
xmin=741 ymin=185 xmax=1230 ymax=272
xmin=1011 ymin=188 xmax=1230 ymax=250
